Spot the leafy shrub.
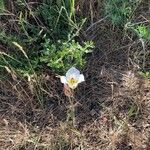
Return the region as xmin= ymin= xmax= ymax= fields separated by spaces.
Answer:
xmin=40 ymin=39 xmax=94 ymax=73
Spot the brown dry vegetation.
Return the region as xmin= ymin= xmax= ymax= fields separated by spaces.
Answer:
xmin=0 ymin=0 xmax=150 ymax=150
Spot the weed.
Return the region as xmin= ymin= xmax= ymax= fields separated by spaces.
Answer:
xmin=127 ymin=23 xmax=150 ymax=41
xmin=139 ymin=71 xmax=150 ymax=79
xmin=40 ymin=39 xmax=94 ymax=73
xmin=0 ymin=0 xmax=4 ymax=12
xmin=136 ymin=25 xmax=150 ymax=40
xmin=37 ymin=0 xmax=76 ymax=41
xmin=105 ymin=0 xmax=141 ymax=27
xmin=126 ymin=23 xmax=150 ymax=69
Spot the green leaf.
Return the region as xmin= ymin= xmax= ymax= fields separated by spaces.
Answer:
xmin=0 ymin=0 xmax=4 ymax=12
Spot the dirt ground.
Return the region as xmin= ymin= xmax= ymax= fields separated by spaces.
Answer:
xmin=0 ymin=0 xmax=150 ymax=150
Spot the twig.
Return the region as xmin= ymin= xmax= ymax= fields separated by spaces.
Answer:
xmin=85 ymin=15 xmax=109 ymax=33
xmin=140 ymin=38 xmax=146 ymax=69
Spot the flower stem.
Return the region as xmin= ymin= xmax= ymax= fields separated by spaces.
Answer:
xmin=67 ymin=90 xmax=76 ymax=127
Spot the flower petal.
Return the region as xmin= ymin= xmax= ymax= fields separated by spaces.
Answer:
xmin=60 ymin=76 xmax=67 ymax=84
xmin=66 ymin=67 xmax=80 ymax=79
xmin=78 ymin=74 xmax=85 ymax=83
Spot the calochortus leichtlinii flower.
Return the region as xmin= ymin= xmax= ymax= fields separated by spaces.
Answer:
xmin=60 ymin=67 xmax=85 ymax=89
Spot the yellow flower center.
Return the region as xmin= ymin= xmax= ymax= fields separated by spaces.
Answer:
xmin=67 ymin=77 xmax=78 ymax=88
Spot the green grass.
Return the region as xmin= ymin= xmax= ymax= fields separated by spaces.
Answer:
xmin=0 ymin=0 xmax=4 ymax=12
xmin=105 ymin=0 xmax=141 ymax=27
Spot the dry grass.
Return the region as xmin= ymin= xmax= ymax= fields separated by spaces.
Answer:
xmin=0 ymin=0 xmax=150 ymax=150
xmin=0 ymin=54 xmax=150 ymax=149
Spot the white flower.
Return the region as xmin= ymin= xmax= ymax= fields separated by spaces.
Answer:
xmin=60 ymin=67 xmax=85 ymax=89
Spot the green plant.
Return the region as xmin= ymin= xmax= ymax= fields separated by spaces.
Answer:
xmin=40 ymin=39 xmax=94 ymax=73
xmin=138 ymin=71 xmax=150 ymax=79
xmin=128 ymin=104 xmax=139 ymax=118
xmin=0 ymin=30 xmax=41 ymax=76
xmin=37 ymin=0 xmax=77 ymax=41
xmin=105 ymin=0 xmax=141 ymax=26
xmin=126 ymin=23 xmax=150 ymax=40
xmin=135 ymin=25 xmax=150 ymax=40
xmin=0 ymin=0 xmax=4 ymax=12
xmin=42 ymin=0 xmax=75 ymax=18
xmin=125 ymin=23 xmax=150 ymax=69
